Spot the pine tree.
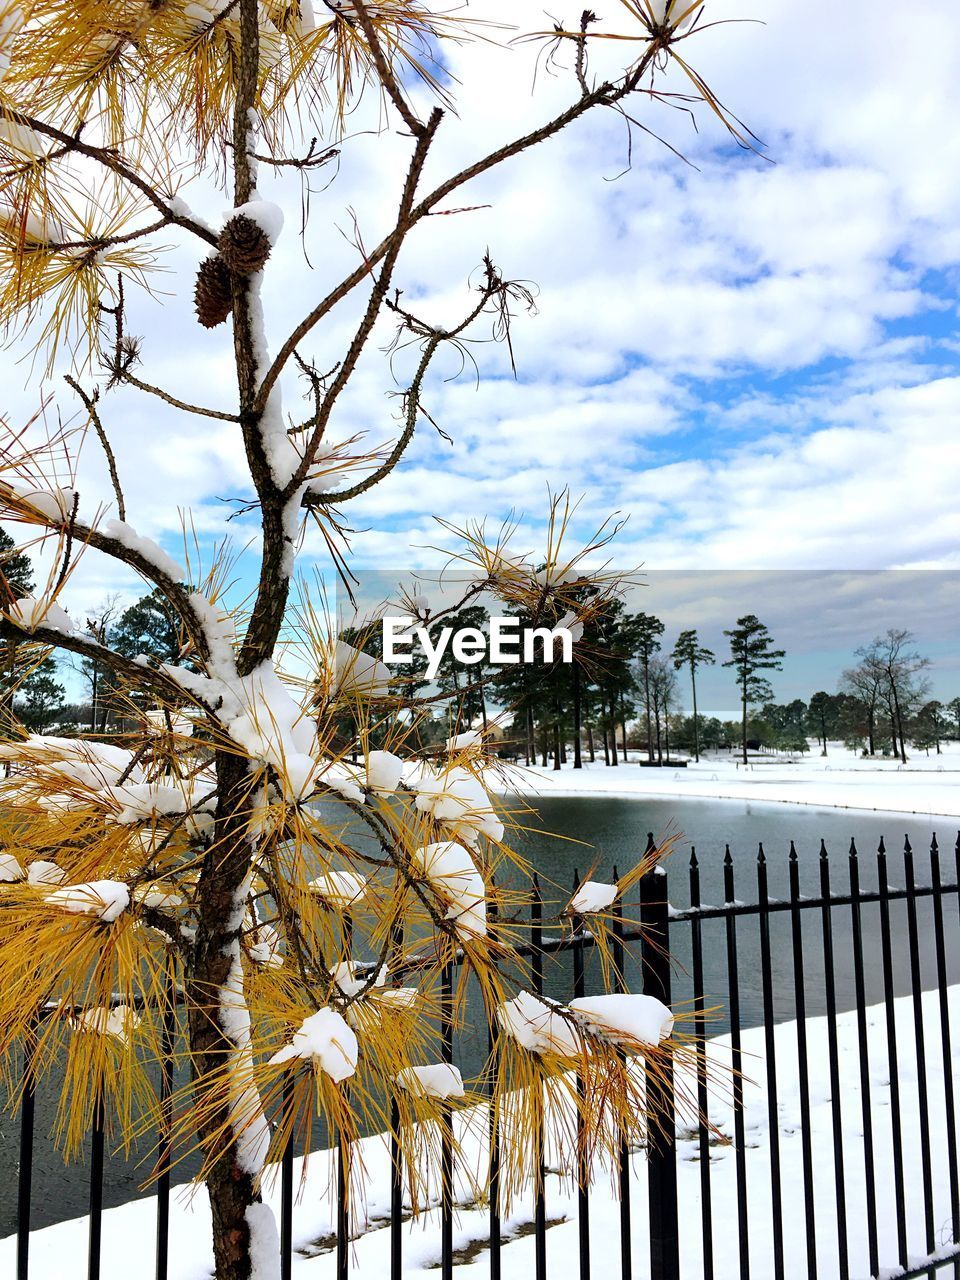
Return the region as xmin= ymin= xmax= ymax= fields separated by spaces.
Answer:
xmin=628 ymin=612 xmax=665 ymax=762
xmin=0 ymin=5 xmax=750 ymax=1276
xmin=723 ymin=615 xmax=786 ymax=764
xmin=0 ymin=526 xmax=66 ymax=736
xmin=670 ymin=629 xmax=715 ymax=763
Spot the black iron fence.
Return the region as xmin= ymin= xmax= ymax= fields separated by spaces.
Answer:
xmin=10 ymin=832 xmax=960 ymax=1280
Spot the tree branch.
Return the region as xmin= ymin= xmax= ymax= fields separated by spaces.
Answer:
xmin=0 ymin=618 xmax=192 ymax=707
xmin=116 ymin=371 xmax=241 ymax=424
xmin=0 ymin=108 xmax=218 ymax=249
xmin=256 ymin=60 xmax=658 ymax=415
xmin=304 ymin=274 xmax=493 ymax=507
xmin=0 ymin=487 xmax=215 ymax=664
xmin=352 ymin=0 xmax=426 ymax=137
xmin=64 ymin=376 xmax=126 ymax=520
xmin=284 ymin=106 xmax=443 ymax=493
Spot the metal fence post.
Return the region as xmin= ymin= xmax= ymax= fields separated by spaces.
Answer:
xmin=17 ymin=1028 xmax=36 ymax=1280
xmin=639 ymin=838 xmax=679 ymax=1280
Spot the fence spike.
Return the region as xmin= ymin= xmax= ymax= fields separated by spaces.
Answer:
xmin=789 ymin=840 xmax=798 ymax=862
xmin=757 ymin=843 xmax=766 ymax=865
xmin=904 ymin=834 xmax=912 ymax=856
xmin=878 ymin=836 xmax=887 ymax=858
xmin=723 ymin=843 xmax=733 ymax=866
xmin=931 ymin=833 xmax=939 ymax=855
xmin=689 ymin=846 xmax=698 ymax=869
xmin=819 ymin=838 xmax=828 ymax=860
xmin=849 ymin=837 xmax=858 ymax=858
xmin=612 ymin=863 xmax=620 ymax=883
xmin=723 ymin=847 xmax=735 ymax=906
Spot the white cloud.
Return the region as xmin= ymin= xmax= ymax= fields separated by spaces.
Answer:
xmin=2 ymin=0 xmax=960 ymax=628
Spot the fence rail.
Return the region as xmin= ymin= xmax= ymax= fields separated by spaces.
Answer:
xmin=11 ymin=832 xmax=960 ymax=1280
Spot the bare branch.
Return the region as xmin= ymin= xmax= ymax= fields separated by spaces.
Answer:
xmin=64 ymin=376 xmax=126 ymax=519
xmin=251 ymin=140 xmax=340 ymax=171
xmin=99 ymin=282 xmax=239 ymax=423
xmin=305 ymin=262 xmax=507 ymax=507
xmin=52 ymin=488 xmax=80 ymax=595
xmin=284 ymin=106 xmax=443 ymax=492
xmin=256 ymin=57 xmax=660 ymax=414
xmin=116 ymin=370 xmax=241 ymax=424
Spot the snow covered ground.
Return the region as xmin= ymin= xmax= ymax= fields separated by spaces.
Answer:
xmin=492 ymin=742 xmax=960 ymax=821
xmin=5 ymin=987 xmax=957 ymax=1279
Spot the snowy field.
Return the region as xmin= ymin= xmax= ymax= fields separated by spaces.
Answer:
xmin=4 ymin=987 xmax=957 ymax=1280
xmin=493 ymin=742 xmax=960 ymax=821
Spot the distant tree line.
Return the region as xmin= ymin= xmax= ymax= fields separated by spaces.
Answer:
xmin=3 ymin=536 xmax=955 ymax=770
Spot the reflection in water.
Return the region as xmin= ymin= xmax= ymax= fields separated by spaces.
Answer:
xmin=2 ymin=795 xmax=954 ymax=1238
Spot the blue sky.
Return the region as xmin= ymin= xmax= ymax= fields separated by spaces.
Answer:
xmin=4 ymin=0 xmax=960 ymax=702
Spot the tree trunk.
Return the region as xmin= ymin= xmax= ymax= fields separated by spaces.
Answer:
xmin=602 ymin=726 xmax=610 ymax=766
xmin=572 ymin=663 xmax=582 ymax=769
xmin=553 ymin=718 xmax=561 ymax=771
xmin=619 ymin=690 xmax=628 ymax=762
xmin=643 ymin=657 xmax=652 ymax=762
xmin=608 ymin=696 xmax=618 ymax=766
xmin=819 ymin=709 xmax=827 ymax=756
xmin=587 ymin=723 xmax=595 ymax=763
xmin=189 ymin=753 xmax=265 ymax=1280
xmin=741 ymin=672 xmax=748 ymax=764
xmin=886 ymin=685 xmax=903 ymax=760
xmin=690 ymin=664 xmax=700 ymax=763
xmin=655 ymin=705 xmax=662 ymax=764
xmin=889 ymin=677 xmax=908 ymax=763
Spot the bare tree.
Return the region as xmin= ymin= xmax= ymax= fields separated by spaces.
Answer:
xmin=841 ymin=658 xmax=884 ymax=756
xmin=647 ymin=654 xmax=680 ymax=765
xmin=0 ymin=4 xmax=746 ymax=1277
xmin=67 ymin=597 xmax=119 ymax=733
xmin=853 ymin=630 xmax=931 ymax=764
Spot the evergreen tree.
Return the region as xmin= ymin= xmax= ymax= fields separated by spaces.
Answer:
xmin=0 ymin=526 xmax=67 ymax=735
xmin=629 ymin=612 xmax=664 ymax=762
xmin=0 ymin=3 xmax=754 ymax=1273
xmin=913 ymin=700 xmax=945 ymax=755
xmin=670 ymin=629 xmax=715 ymax=763
xmin=112 ymin=587 xmax=186 ymax=665
xmin=805 ymin=691 xmax=848 ymax=756
xmin=723 ymin=615 xmax=785 ymax=764
xmin=0 ymin=525 xmax=36 ymax=735
xmin=14 ymin=659 xmax=65 ymax=731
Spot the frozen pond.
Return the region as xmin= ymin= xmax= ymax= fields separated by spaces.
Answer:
xmin=1 ymin=795 xmax=955 ymax=1238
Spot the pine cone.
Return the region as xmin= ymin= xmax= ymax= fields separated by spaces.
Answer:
xmin=194 ymin=254 xmax=233 ymax=329
xmin=218 ymin=214 xmax=271 ymax=275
